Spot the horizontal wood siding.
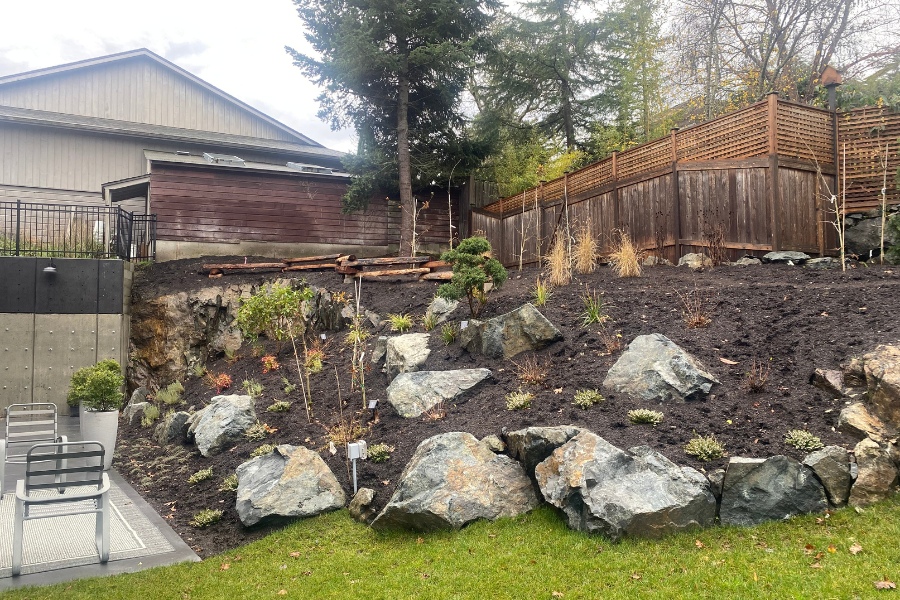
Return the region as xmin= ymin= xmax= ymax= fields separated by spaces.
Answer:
xmin=0 ymin=57 xmax=296 ymax=141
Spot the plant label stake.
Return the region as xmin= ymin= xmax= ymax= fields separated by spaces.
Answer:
xmin=347 ymin=441 xmax=368 ymax=494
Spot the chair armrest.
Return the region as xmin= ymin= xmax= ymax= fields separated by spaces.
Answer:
xmin=57 ymin=435 xmax=68 ymax=444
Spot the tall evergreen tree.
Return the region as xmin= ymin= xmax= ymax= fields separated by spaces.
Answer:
xmin=287 ymin=0 xmax=496 ymax=255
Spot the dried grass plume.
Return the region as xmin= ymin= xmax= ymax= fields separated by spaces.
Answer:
xmin=608 ymin=230 xmax=642 ymax=278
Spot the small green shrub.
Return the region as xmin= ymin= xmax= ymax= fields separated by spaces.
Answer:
xmin=506 ymin=390 xmax=533 ymax=411
xmin=242 ymin=379 xmax=264 ymax=398
xmin=580 ymin=289 xmax=609 ymax=327
xmin=219 ymin=474 xmax=239 ymax=492
xmin=66 ymin=359 xmax=124 ymax=411
xmin=368 ymin=443 xmax=395 ymax=463
xmin=236 ymin=283 xmax=313 ymax=342
xmin=188 ymin=467 xmax=214 ymax=485
xmin=155 ymin=381 xmax=184 ymax=406
xmin=388 ymin=313 xmax=413 ymax=332
xmin=305 ymin=348 xmax=325 ymax=373
xmin=266 ymin=400 xmax=291 ymax=412
xmin=440 ymin=322 xmax=459 ymax=345
xmin=245 ymin=421 xmax=277 ymax=442
xmin=422 ymin=313 xmax=438 ymax=332
xmin=437 ymin=236 xmax=508 ymax=318
xmin=628 ymin=409 xmax=664 ymax=425
xmin=282 ymin=377 xmax=297 ymax=395
xmin=250 ymin=443 xmax=277 ymax=458
xmin=684 ymin=434 xmax=726 ymax=461
xmin=191 ymin=363 xmax=207 ymax=378
xmin=573 ymin=389 xmax=604 ymax=409
xmin=190 ymin=509 xmax=223 ymax=529
xmin=140 ymin=404 xmax=160 ymax=428
xmin=784 ymin=429 xmax=824 ymax=451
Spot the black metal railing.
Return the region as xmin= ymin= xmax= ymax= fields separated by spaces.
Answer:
xmin=0 ymin=200 xmax=157 ymax=261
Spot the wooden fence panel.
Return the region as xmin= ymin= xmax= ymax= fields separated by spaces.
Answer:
xmin=618 ymin=174 xmax=673 ymax=252
xmin=677 ymin=103 xmax=769 ymax=162
xmin=837 ymin=106 xmax=900 ymax=212
xmin=778 ymin=167 xmax=822 ymax=253
xmin=777 ymin=102 xmax=833 ymax=165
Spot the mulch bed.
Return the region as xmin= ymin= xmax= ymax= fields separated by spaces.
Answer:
xmin=117 ymin=257 xmax=900 ymax=558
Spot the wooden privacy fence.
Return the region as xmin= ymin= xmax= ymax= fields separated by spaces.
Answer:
xmin=472 ymin=93 xmax=900 ymax=267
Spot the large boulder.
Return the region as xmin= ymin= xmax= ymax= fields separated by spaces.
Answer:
xmin=384 ymin=333 xmax=431 ymax=380
xmin=385 ymin=369 xmax=492 ymax=418
xmin=349 ymin=488 xmax=377 ymax=524
xmin=123 ymin=401 xmax=150 ymax=426
xmin=371 ymin=432 xmax=539 ymax=531
xmin=505 ymin=425 xmax=586 ymax=475
xmin=425 ymin=296 xmax=459 ymax=325
xmin=603 ymin=334 xmax=719 ymax=402
xmin=154 ymin=410 xmax=191 ymax=445
xmin=235 ymin=445 xmax=346 ymax=527
xmin=762 ymin=251 xmax=810 ymax=264
xmin=677 ymin=253 xmax=713 ymax=270
xmin=837 ymin=402 xmax=897 ymax=443
xmin=859 ymin=345 xmax=900 ymax=428
xmin=187 ymin=394 xmax=256 ymax=457
xmin=845 ymin=217 xmax=899 ymax=257
xmin=459 ymin=304 xmax=563 ymax=359
xmin=803 ymin=446 xmax=853 ymax=507
xmin=848 ymin=438 xmax=899 ymax=507
xmin=535 ymin=431 xmax=716 ymax=540
xmin=719 ymin=456 xmax=827 ymax=526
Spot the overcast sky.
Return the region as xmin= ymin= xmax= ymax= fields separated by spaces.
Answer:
xmin=0 ymin=0 xmax=357 ymax=152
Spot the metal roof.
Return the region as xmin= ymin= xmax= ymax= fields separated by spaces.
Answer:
xmin=143 ymin=150 xmax=351 ymax=178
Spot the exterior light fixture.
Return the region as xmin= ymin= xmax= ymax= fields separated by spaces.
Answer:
xmin=347 ymin=440 xmax=368 ymax=494
xmin=43 ymin=259 xmax=57 ymax=274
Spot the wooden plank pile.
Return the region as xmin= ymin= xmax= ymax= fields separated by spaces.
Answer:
xmin=201 ymin=254 xmax=454 ymax=282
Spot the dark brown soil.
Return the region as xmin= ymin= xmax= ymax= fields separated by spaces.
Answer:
xmin=118 ymin=257 xmax=900 ymax=558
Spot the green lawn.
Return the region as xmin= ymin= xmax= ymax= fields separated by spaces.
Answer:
xmin=9 ymin=501 xmax=900 ymax=599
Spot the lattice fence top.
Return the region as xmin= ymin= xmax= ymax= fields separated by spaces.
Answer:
xmin=838 ymin=106 xmax=900 ymax=212
xmin=482 ymin=97 xmax=843 ymax=214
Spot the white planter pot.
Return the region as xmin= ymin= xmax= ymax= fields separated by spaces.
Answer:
xmin=80 ymin=410 xmax=119 ymax=471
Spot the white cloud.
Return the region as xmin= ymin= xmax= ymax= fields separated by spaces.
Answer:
xmin=0 ymin=0 xmax=356 ymax=152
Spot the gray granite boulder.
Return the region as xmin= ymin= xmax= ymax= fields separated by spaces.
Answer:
xmin=505 ymin=425 xmax=586 ymax=475
xmin=349 ymin=488 xmax=377 ymax=524
xmin=677 ymin=253 xmax=713 ymax=270
xmin=128 ymin=386 xmax=149 ymax=407
xmin=371 ymin=336 xmax=388 ymax=364
xmin=762 ymin=251 xmax=810 ymax=263
xmin=810 ymin=368 xmax=844 ymax=398
xmin=603 ymin=334 xmax=719 ymax=402
xmin=459 ymin=303 xmax=563 ymax=359
xmin=848 ymin=438 xmax=899 ymax=507
xmin=803 ymin=446 xmax=852 ymax=507
xmin=845 ymin=217 xmax=899 ymax=257
xmin=123 ymin=401 xmax=150 ymax=426
xmin=384 ymin=333 xmax=431 ymax=380
xmin=154 ymin=410 xmax=191 ymax=445
xmin=371 ymin=432 xmax=539 ymax=531
xmin=535 ymin=431 xmax=716 ymax=540
xmin=187 ymin=394 xmax=256 ymax=457
xmin=385 ymin=369 xmax=493 ymax=418
xmin=733 ymin=257 xmax=762 ymax=266
xmin=838 ymin=402 xmax=897 ymax=443
xmin=719 ymin=456 xmax=827 ymax=526
xmin=858 ymin=344 xmax=900 ymax=428
xmin=425 ymin=296 xmax=459 ymax=324
xmin=235 ymin=445 xmax=346 ymax=526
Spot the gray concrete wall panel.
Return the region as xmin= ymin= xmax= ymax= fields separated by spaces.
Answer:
xmin=0 ymin=258 xmax=37 ymax=313
xmin=0 ymin=313 xmax=36 ymax=411
xmin=32 ymin=314 xmax=99 ymax=415
xmin=97 ymin=314 xmax=125 ymax=364
xmin=98 ymin=260 xmax=124 ymax=314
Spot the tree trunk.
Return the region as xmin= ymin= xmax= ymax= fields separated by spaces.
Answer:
xmin=397 ymin=59 xmax=414 ymax=257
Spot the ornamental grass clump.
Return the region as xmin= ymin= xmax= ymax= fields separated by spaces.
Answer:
xmin=250 ymin=444 xmax=277 ymax=458
xmin=608 ymin=230 xmax=642 ymax=278
xmin=545 ymin=237 xmax=571 ymax=287
xmin=155 ymin=381 xmax=184 ymax=406
xmin=573 ymin=223 xmax=598 ymax=274
xmin=140 ymin=404 xmax=160 ymax=428
xmin=580 ymin=288 xmax=609 ymax=326
xmin=437 ymin=236 xmax=507 ymax=318
xmin=506 ymin=389 xmax=533 ymax=411
xmin=242 ymin=378 xmax=264 ymax=398
xmin=387 ymin=313 xmax=413 ymax=332
xmin=784 ymin=429 xmax=824 ymax=451
xmin=219 ymin=474 xmax=239 ymax=492
xmin=684 ymin=434 xmax=726 ymax=461
xmin=532 ymin=277 xmax=551 ymax=307
xmin=628 ymin=409 xmax=664 ymax=426
xmin=573 ymin=389 xmax=604 ymax=409
xmin=440 ymin=322 xmax=459 ymax=345
xmin=266 ymin=400 xmax=291 ymax=413
xmin=244 ymin=421 xmax=277 ymax=442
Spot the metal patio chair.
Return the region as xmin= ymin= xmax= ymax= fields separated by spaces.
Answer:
xmin=12 ymin=441 xmax=110 ymax=576
xmin=0 ymin=403 xmax=67 ymax=496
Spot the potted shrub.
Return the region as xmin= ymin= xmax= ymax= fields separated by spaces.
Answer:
xmin=66 ymin=359 xmax=125 ymax=470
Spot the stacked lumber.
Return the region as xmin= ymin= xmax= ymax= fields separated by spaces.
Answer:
xmin=200 ymin=254 xmax=455 ymax=282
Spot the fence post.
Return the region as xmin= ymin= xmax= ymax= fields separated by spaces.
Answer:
xmin=611 ymin=152 xmax=619 ymax=233
xmin=671 ymin=128 xmax=681 ymax=261
xmin=767 ymin=92 xmax=781 ymax=251
xmin=15 ymin=200 xmax=21 ymax=256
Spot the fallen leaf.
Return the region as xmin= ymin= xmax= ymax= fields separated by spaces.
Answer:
xmin=416 ymin=537 xmax=424 ymax=544
xmin=810 ymin=562 xmax=823 ymax=569
xmin=382 ymin=480 xmax=391 ymax=486
xmin=631 ymin=573 xmax=642 ymax=580
xmin=719 ymin=357 xmax=738 ymax=365
xmin=420 ymin=573 xmax=430 ymax=579
xmin=279 ymin=564 xmax=287 ymax=570
xmin=875 ymin=578 xmax=896 ymax=590
xmin=849 ymin=543 xmax=863 ymax=555
xmin=488 ymin=534 xmax=497 ymax=539
xmin=553 ymin=388 xmax=563 ymax=394
xmin=552 ymin=592 xmax=564 ymax=598
xmin=695 ymin=539 xmax=705 ymax=549
xmin=302 ymin=571 xmax=312 ymax=576
xmin=804 ymin=544 xmax=815 ymax=555
xmin=827 ymin=545 xmax=837 ymax=554
xmin=220 ymin=563 xmax=230 ymax=571
xmin=277 ymin=590 xmax=287 ymax=596
xmin=753 ymin=571 xmax=758 ymax=582
xmin=289 ymin=552 xmax=301 ymax=558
